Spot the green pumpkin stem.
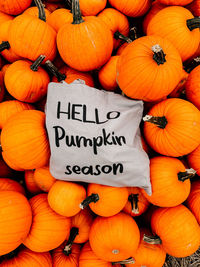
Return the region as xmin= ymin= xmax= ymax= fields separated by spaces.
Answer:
xmin=143 ymin=234 xmax=162 ymax=245
xmin=152 ymin=44 xmax=166 ymax=65
xmin=72 ymin=0 xmax=84 ymax=24
xmin=80 ymin=193 xmax=99 ymax=209
xmin=143 ymin=115 xmax=168 ymax=129
xmin=63 ymin=227 xmax=79 ymax=256
xmin=114 ymin=31 xmax=132 ymax=44
xmin=0 ymin=41 xmax=10 ymax=52
xmin=45 ymin=60 xmax=66 ymax=82
xmin=34 ymin=0 xmax=46 ymax=22
xmin=112 ymin=257 xmax=135 ymax=265
xmin=187 ymin=17 xmax=200 ymax=31
xmin=30 ymin=55 xmax=46 ymax=72
xmin=178 ymin=168 xmax=196 ymax=182
xmin=128 ymin=194 xmax=139 ymax=214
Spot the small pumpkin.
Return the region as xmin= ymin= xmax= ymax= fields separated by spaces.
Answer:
xmin=89 ymin=212 xmax=140 ymax=262
xmin=186 ymin=181 xmax=200 ymax=224
xmin=43 ymin=1 xmax=66 ymax=13
xmin=79 ymin=0 xmax=107 ymax=16
xmin=25 ymin=170 xmax=42 ymax=195
xmin=23 ymin=194 xmax=71 ymax=252
xmin=0 ymin=0 xmax=32 ymax=15
xmin=47 ymin=8 xmax=73 ymax=32
xmin=0 ymin=178 xmax=25 ymax=195
xmin=187 ymin=144 xmax=200 ymax=175
xmin=34 ymin=166 xmax=56 ymax=192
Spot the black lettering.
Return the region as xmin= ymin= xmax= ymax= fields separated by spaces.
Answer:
xmin=72 ymin=104 xmax=82 ymax=122
xmin=112 ymin=132 xmax=117 ymax=145
xmin=53 ymin=126 xmax=65 ymax=147
xmin=115 ymin=136 xmax=126 ymax=145
xmin=72 ymin=165 xmax=81 ymax=174
xmin=82 ymin=166 xmax=93 ymax=175
xmin=102 ymin=128 xmax=112 ymax=145
xmin=83 ymin=105 xmax=95 ymax=123
xmin=65 ymin=135 xmax=76 ymax=147
xmin=95 ymin=108 xmax=108 ymax=124
xmin=102 ymin=165 xmax=112 ymax=174
xmin=57 ymin=102 xmax=70 ymax=119
xmin=76 ymin=136 xmax=93 ymax=148
xmin=93 ymin=165 xmax=101 ymax=176
xmin=65 ymin=165 xmax=72 ymax=175
xmin=93 ymin=136 xmax=103 ymax=155
xmin=107 ymin=111 xmax=120 ymax=120
xmin=113 ymin=163 xmax=123 ymax=175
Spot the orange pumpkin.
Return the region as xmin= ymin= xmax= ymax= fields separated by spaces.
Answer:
xmin=47 ymin=9 xmax=73 ymax=32
xmin=117 ymin=36 xmax=183 ymax=101
xmin=23 ymin=6 xmax=51 ymax=19
xmin=5 ymin=56 xmax=50 ymax=103
xmin=158 ymin=0 xmax=193 ymax=4
xmin=79 ymin=242 xmax=112 ymax=267
xmin=123 ymin=187 xmax=150 ymax=217
xmin=89 ymin=212 xmax=140 ymax=262
xmin=147 ymin=6 xmax=200 ymax=61
xmin=0 ymin=11 xmax=13 ymax=24
xmin=0 ymin=178 xmax=25 ymax=195
xmin=186 ymin=181 xmax=200 ymax=224
xmin=43 ymin=1 xmax=66 ymax=13
xmin=1 ymin=64 xmax=10 ymax=75
xmin=108 ymin=0 xmax=151 ymax=17
xmin=23 ymin=194 xmax=71 ymax=252
xmin=0 ymin=0 xmax=32 ymax=15
xmin=143 ymin=98 xmax=200 ymax=157
xmin=80 ymin=184 xmax=128 ymax=217
xmin=0 ymin=158 xmax=13 ymax=178
xmin=25 ymin=170 xmax=42 ymax=195
xmin=0 ymin=191 xmax=32 ymax=255
xmin=116 ymin=42 xmax=129 ymax=55
xmin=34 ymin=166 xmax=56 ymax=192
xmin=1 ymin=110 xmax=50 ymax=170
xmin=0 ymin=100 xmax=33 ymax=129
xmin=187 ymin=144 xmax=200 ymax=175
xmin=0 ymin=247 xmax=52 ymax=266
xmin=149 ymin=205 xmax=200 ymax=257
xmin=187 ymin=0 xmax=200 ymax=16
xmin=57 ymin=0 xmax=113 ymax=71
xmin=48 ymin=181 xmax=86 ymax=217
xmin=169 ymin=69 xmax=188 ymax=98
xmin=142 ymin=157 xmax=193 ymax=207
xmin=79 ymin=0 xmax=107 ymax=16
xmin=52 ymin=243 xmax=81 ymax=267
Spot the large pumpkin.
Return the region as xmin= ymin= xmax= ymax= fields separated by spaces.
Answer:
xmin=186 ymin=181 xmax=200 ymax=224
xmin=1 ymin=110 xmax=50 ymax=170
xmin=117 ymin=35 xmax=183 ymax=101
xmin=143 ymin=98 xmax=200 ymax=157
xmin=0 ymin=191 xmax=32 ymax=255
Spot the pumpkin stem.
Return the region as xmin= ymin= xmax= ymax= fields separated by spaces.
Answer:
xmin=178 ymin=168 xmax=196 ymax=182
xmin=79 ymin=193 xmax=99 ymax=209
xmin=143 ymin=234 xmax=162 ymax=245
xmin=130 ymin=26 xmax=138 ymax=41
xmin=187 ymin=17 xmax=200 ymax=31
xmin=0 ymin=41 xmax=10 ymax=52
xmin=30 ymin=55 xmax=46 ymax=72
xmin=143 ymin=115 xmax=168 ymax=129
xmin=72 ymin=0 xmax=84 ymax=24
xmin=152 ymin=44 xmax=166 ymax=65
xmin=185 ymin=57 xmax=200 ymax=73
xmin=112 ymin=257 xmax=135 ymax=265
xmin=114 ymin=31 xmax=132 ymax=44
xmin=128 ymin=194 xmax=139 ymax=214
xmin=63 ymin=227 xmax=79 ymax=256
xmin=34 ymin=0 xmax=46 ymax=22
xmin=45 ymin=60 xmax=66 ymax=82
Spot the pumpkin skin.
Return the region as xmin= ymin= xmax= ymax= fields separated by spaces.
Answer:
xmin=186 ymin=65 xmax=200 ymax=110
xmin=48 ymin=181 xmax=86 ymax=217
xmin=0 ymin=11 xmax=12 ymax=24
xmin=5 ymin=59 xmax=50 ymax=103
xmin=79 ymin=242 xmax=112 ymax=267
xmin=187 ymin=144 xmax=200 ymax=175
xmin=1 ymin=110 xmax=50 ymax=170
xmin=0 ymin=191 xmax=32 ymax=256
xmin=116 ymin=42 xmax=129 ymax=55
xmin=117 ymin=36 xmax=183 ymax=102
xmin=0 ymin=100 xmax=33 ymax=129
xmin=23 ymin=7 xmax=51 ymax=19
xmin=89 ymin=212 xmax=140 ymax=262
xmin=0 ymin=247 xmax=52 ymax=267
xmin=142 ymin=157 xmax=191 ymax=207
xmin=79 ymin=0 xmax=107 ymax=16
xmin=25 ymin=170 xmax=42 ymax=195
xmin=43 ymin=1 xmax=66 ymax=13
xmin=187 ymin=0 xmax=200 ymax=17
xmin=0 ymin=178 xmax=25 ymax=195
xmin=52 ymin=243 xmax=81 ymax=267
xmin=186 ymin=181 xmax=200 ymax=224
xmin=123 ymin=187 xmax=150 ymax=217
xmin=157 ymin=0 xmax=193 ymax=5
xmin=143 ymin=98 xmax=200 ymax=157
xmin=169 ymin=69 xmax=188 ymax=98
xmin=34 ymin=166 xmax=56 ymax=192
xmin=23 ymin=194 xmax=71 ymax=252
xmin=151 ymin=205 xmax=200 ymax=257
xmin=46 ymin=9 xmax=72 ymax=32
xmin=108 ymin=0 xmax=151 ymax=17
xmin=0 ymin=0 xmax=32 ymax=15
xmin=147 ymin=6 xmax=200 ymax=62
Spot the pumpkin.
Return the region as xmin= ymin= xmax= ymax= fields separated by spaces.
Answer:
xmin=1 ymin=64 xmax=10 ymax=75
xmin=143 ymin=98 xmax=200 ymax=157
xmin=0 ymin=247 xmax=52 ymax=267
xmin=169 ymin=69 xmax=188 ymax=98
xmin=25 ymin=170 xmax=42 ymax=195
xmin=52 ymin=243 xmax=81 ymax=267
xmin=47 ymin=9 xmax=73 ymax=32
xmin=117 ymin=36 xmax=183 ymax=102
xmin=23 ymin=7 xmax=51 ymax=19
xmin=187 ymin=144 xmax=200 ymax=175
xmin=48 ymin=181 xmax=86 ymax=217
xmin=0 ymin=11 xmax=12 ymax=24
xmin=98 ymin=8 xmax=130 ymax=49
xmin=0 ymin=71 xmax=5 ymax=103
xmin=79 ymin=0 xmax=107 ymax=16
xmin=187 ymin=0 xmax=200 ymax=17
xmin=79 ymin=242 xmax=112 ymax=267
xmin=123 ymin=187 xmax=150 ymax=217
xmin=8 ymin=0 xmax=56 ymax=62
xmin=149 ymin=205 xmax=200 ymax=257
xmin=34 ymin=166 xmax=56 ymax=192
xmin=89 ymin=212 xmax=140 ymax=262
xmin=98 ymin=56 xmax=119 ymax=91
xmin=43 ymin=1 xmax=66 ymax=13
xmin=0 ymin=0 xmax=32 ymax=15
xmin=186 ymin=181 xmax=200 ymax=224
xmin=0 ymin=178 xmax=25 ymax=195
xmin=57 ymin=0 xmax=113 ymax=71
xmin=80 ymin=184 xmax=128 ymax=217
xmin=0 ymin=191 xmax=32 ymax=255
xmin=0 ymin=158 xmax=13 ymax=178
xmin=23 ymin=194 xmax=71 ymax=252
xmin=157 ymin=0 xmax=193 ymax=5
xmin=116 ymin=43 xmax=129 ymax=55
xmin=0 ymin=100 xmax=33 ymax=129
xmin=5 ymin=56 xmax=50 ymax=103
xmin=108 ymin=0 xmax=151 ymax=17
xmin=147 ymin=6 xmax=200 ymax=61
xmin=1 ymin=110 xmax=50 ymax=170
xmin=142 ymin=157 xmax=193 ymax=207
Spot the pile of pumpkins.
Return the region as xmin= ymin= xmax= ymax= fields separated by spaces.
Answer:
xmin=0 ymin=0 xmax=200 ymax=266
